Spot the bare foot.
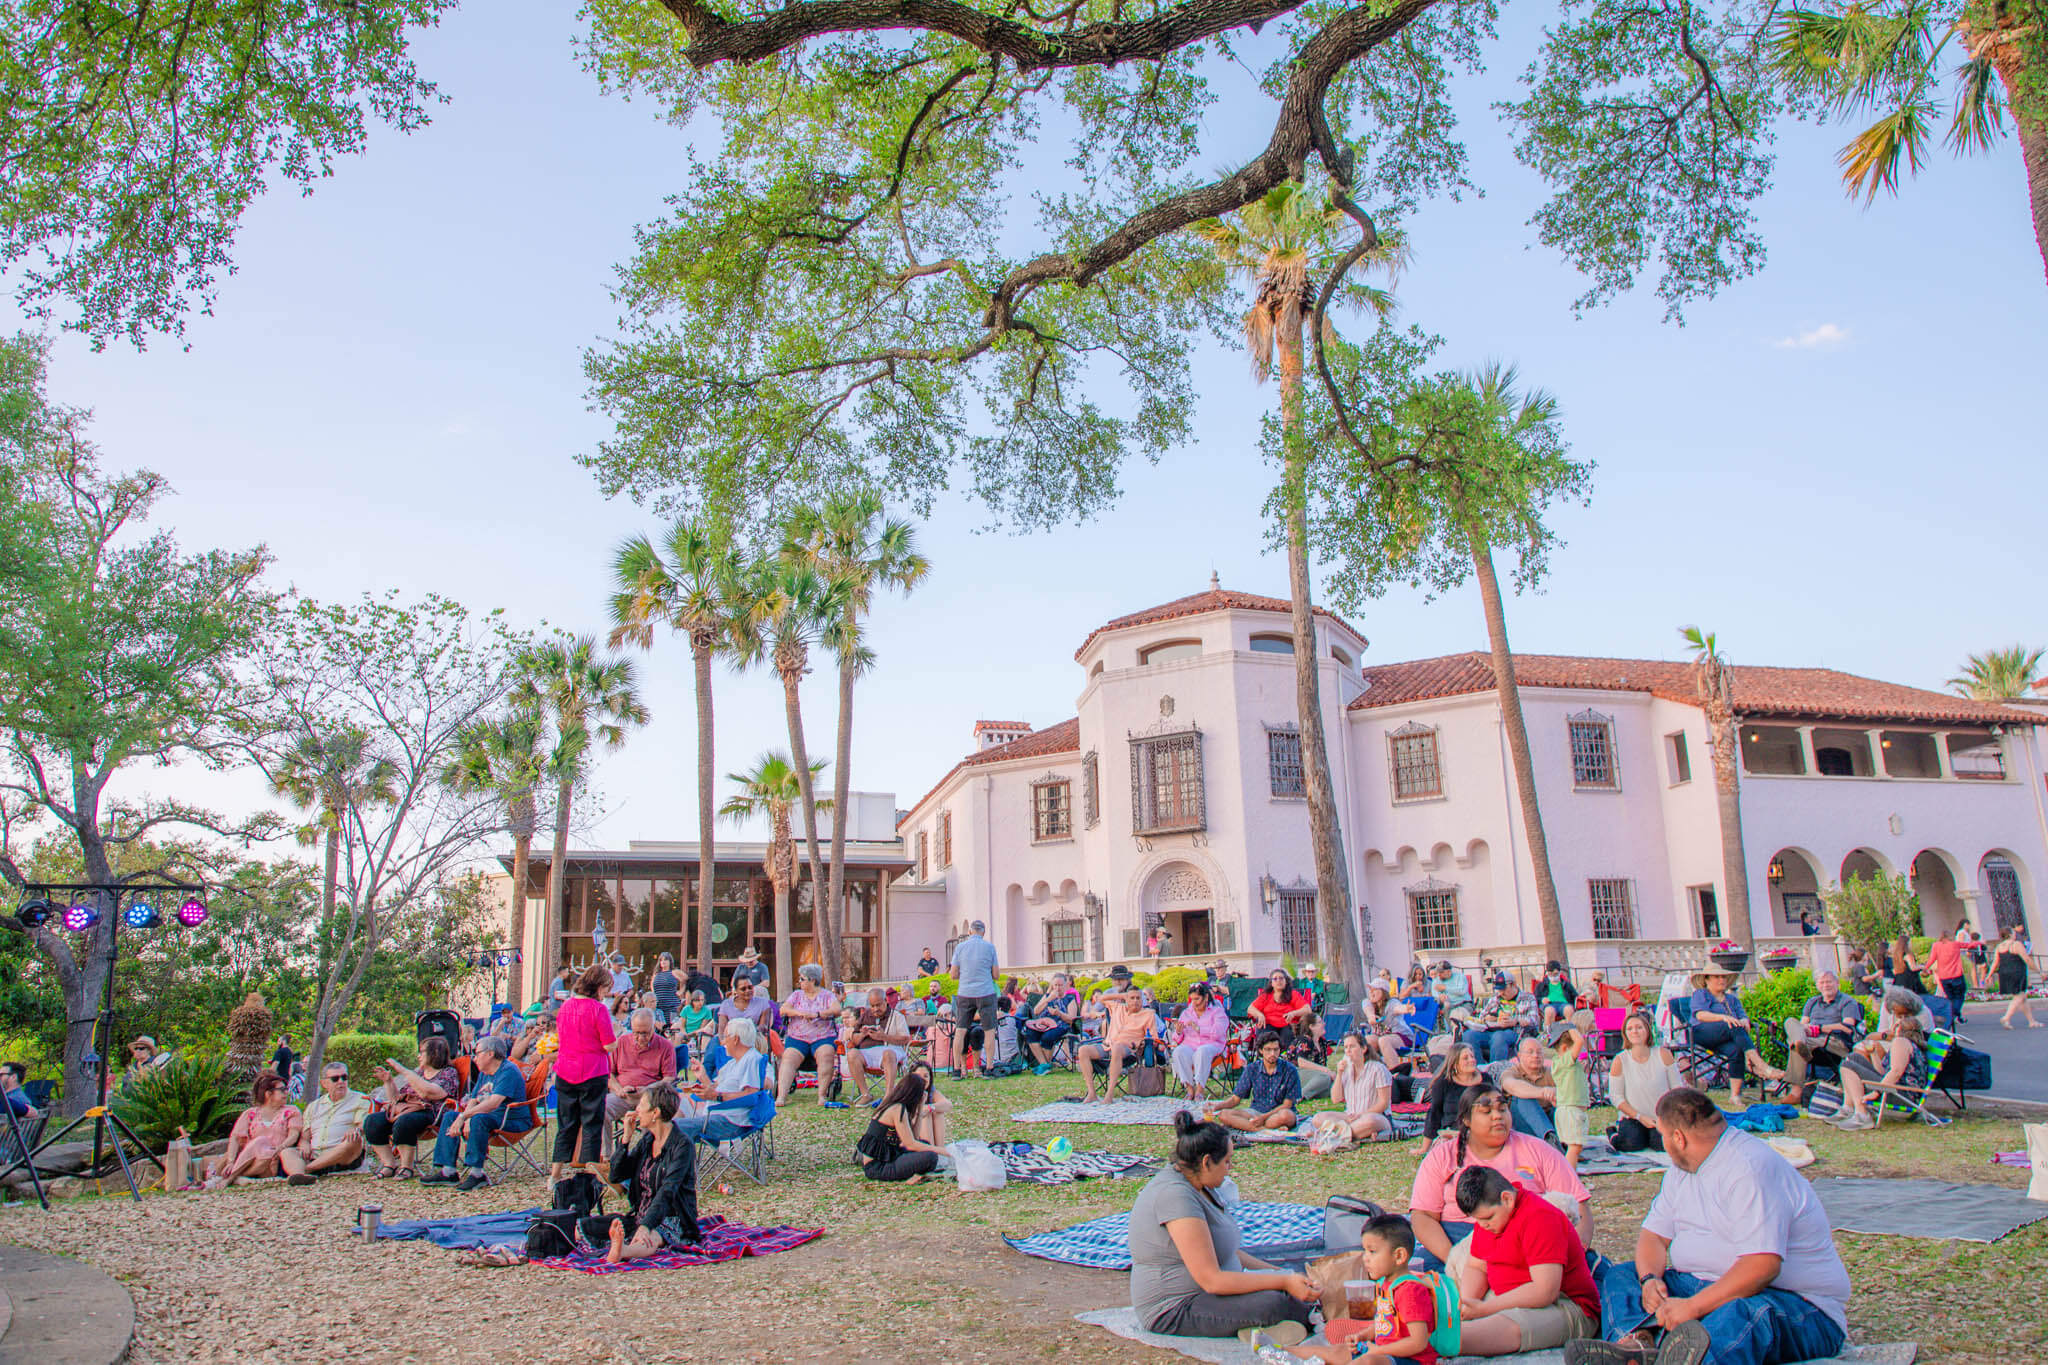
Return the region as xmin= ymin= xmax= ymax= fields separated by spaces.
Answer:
xmin=605 ymin=1221 xmax=627 ymax=1264
xmin=904 ymin=1173 xmax=926 ymax=1186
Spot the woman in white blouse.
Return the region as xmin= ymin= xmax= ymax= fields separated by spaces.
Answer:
xmin=1608 ymin=1010 xmax=1682 ymax=1152
xmin=1309 ymin=1030 xmax=1394 ymax=1143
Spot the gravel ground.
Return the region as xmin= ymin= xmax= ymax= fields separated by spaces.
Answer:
xmin=2 ymin=1072 xmax=2042 ymax=1362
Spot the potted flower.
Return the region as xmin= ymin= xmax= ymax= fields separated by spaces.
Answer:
xmin=1760 ymin=946 xmax=1799 ymax=975
xmin=1708 ymin=939 xmax=1752 ymax=975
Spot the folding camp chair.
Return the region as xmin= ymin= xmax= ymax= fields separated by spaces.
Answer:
xmin=1663 ymin=996 xmax=1733 ymax=1094
xmin=1869 ymin=1031 xmax=1958 ymax=1127
xmin=695 ymin=1114 xmax=775 ymax=1186
xmin=484 ymin=1057 xmax=552 ymax=1177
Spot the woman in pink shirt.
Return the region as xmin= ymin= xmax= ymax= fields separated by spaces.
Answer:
xmin=551 ymin=962 xmax=617 ymax=1183
xmin=1406 ymin=1083 xmax=1590 ymax=1270
xmin=1169 ymin=981 xmax=1232 ymax=1100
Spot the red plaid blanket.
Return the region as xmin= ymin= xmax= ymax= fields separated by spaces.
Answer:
xmin=535 ymin=1215 xmax=823 ymax=1274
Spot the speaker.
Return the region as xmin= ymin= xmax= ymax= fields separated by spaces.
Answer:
xmin=415 ymin=1008 xmax=462 ymax=1053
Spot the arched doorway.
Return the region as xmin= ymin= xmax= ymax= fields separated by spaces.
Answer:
xmin=1143 ymin=861 xmax=1216 ymax=958
xmin=1840 ymin=848 xmax=1889 ymax=885
xmin=1766 ymin=848 xmax=1824 ymax=935
xmin=1909 ymin=850 xmax=1965 ymax=936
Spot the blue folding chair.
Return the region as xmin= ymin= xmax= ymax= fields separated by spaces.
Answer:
xmin=1664 ymin=996 xmax=1732 ymax=1093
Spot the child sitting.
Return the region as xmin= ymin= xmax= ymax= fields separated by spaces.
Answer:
xmin=1547 ymin=1025 xmax=1590 ymax=1169
xmin=1282 ymin=1213 xmax=1438 ymax=1365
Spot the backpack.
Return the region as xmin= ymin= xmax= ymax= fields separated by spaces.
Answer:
xmin=1386 ymin=1269 xmax=1463 ymax=1358
xmin=524 ymin=1210 xmax=580 ymax=1259
xmin=552 ymin=1171 xmax=604 ymax=1218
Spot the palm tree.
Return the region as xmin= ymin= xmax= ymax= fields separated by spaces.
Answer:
xmin=1683 ymin=626 xmax=1754 ymax=952
xmin=514 ymin=636 xmax=649 ymax=985
xmin=718 ymin=751 xmax=830 ymax=997
xmin=1948 ymin=645 xmax=2045 ymax=699
xmin=609 ymin=514 xmax=743 ymax=977
xmin=268 ymin=725 xmax=399 ymax=1010
xmin=731 ymin=555 xmax=847 ymax=980
xmin=1771 ymin=1 xmax=2048 ymax=283
xmin=1192 ymin=180 xmax=1401 ymax=995
xmin=441 ymin=706 xmax=549 ymax=1009
xmin=781 ymin=492 xmax=929 ymax=983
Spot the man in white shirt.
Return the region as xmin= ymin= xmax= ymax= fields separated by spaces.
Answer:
xmin=1569 ymin=1088 xmax=1850 ymax=1365
xmin=293 ymin=1063 xmax=372 ymax=1182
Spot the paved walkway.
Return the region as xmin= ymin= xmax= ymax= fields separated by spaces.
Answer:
xmin=1959 ymin=999 xmax=2048 ymax=1104
xmin=0 ymin=1243 xmax=134 ymax=1364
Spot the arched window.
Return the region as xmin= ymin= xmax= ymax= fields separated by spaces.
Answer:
xmin=1248 ymin=633 xmax=1294 ymax=655
xmin=1089 ymin=660 xmax=1105 ymax=677
xmin=1138 ymin=639 xmax=1203 ymax=665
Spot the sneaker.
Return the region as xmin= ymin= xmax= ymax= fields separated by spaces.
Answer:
xmin=1032 ymin=1063 xmax=1053 ymax=1076
xmin=417 ymin=1169 xmax=458 ymax=1185
xmin=1237 ymin=1322 xmax=1307 ymax=1349
xmin=454 ymin=1171 xmax=490 ymax=1192
xmin=1655 ymin=1322 xmax=1711 ymax=1365
xmin=1564 ymin=1341 xmax=1653 ymax=1365
xmin=1836 ymin=1112 xmax=1875 ymax=1131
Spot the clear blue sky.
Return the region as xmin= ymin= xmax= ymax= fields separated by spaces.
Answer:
xmin=16 ymin=0 xmax=2045 ymax=850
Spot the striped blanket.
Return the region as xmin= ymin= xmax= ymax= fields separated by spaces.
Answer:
xmin=535 ymin=1215 xmax=823 ymax=1274
xmin=1006 ymin=1200 xmax=1323 ymax=1270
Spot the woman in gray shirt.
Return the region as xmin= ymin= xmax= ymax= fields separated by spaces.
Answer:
xmin=1127 ymin=1111 xmax=1319 ymax=1339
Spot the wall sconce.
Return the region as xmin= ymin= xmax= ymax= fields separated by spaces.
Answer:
xmin=1083 ymin=891 xmax=1103 ymax=917
xmin=1766 ymin=858 xmax=1785 ymax=885
xmin=1259 ymin=874 xmax=1279 ymax=914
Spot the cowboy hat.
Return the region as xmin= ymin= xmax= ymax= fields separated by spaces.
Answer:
xmin=1687 ymin=960 xmax=1740 ymax=990
xmin=738 ymin=946 xmax=760 ymax=962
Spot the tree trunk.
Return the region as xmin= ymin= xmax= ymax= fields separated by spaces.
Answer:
xmin=507 ymin=828 xmax=532 ymax=1012
xmin=302 ymin=895 xmax=381 ymax=1096
xmin=1278 ymin=318 xmax=1367 ymax=999
xmin=1708 ymin=706 xmax=1755 ymax=951
xmin=824 ymin=626 xmax=857 ymax=984
xmin=545 ymin=778 xmax=574 ymax=987
xmin=318 ymin=821 xmax=338 ymax=1010
xmin=1470 ymin=529 xmax=1568 ymax=966
xmin=693 ymin=637 xmax=718 ymax=975
xmin=1987 ymin=37 xmax=2048 ymax=286
xmin=779 ymin=664 xmax=831 ymax=981
xmin=58 ymin=777 xmax=116 ymax=1118
xmin=773 ymin=877 xmax=793 ymax=999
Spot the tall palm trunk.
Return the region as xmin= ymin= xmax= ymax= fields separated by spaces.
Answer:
xmin=770 ymin=815 xmax=796 ymax=998
xmin=506 ymin=802 xmax=533 ymax=1012
xmin=1705 ymin=703 xmax=1755 ymax=951
xmin=824 ymin=622 xmax=857 ymax=984
xmin=1984 ymin=32 xmax=2048 ymax=285
xmin=692 ymin=634 xmax=718 ymax=974
xmin=1470 ymin=528 xmax=1567 ymax=964
xmin=544 ymin=778 xmax=573 ymax=986
xmin=777 ymin=648 xmax=832 ymax=981
xmin=1278 ymin=310 xmax=1367 ymax=997
xmin=319 ymin=819 xmax=339 ymax=1004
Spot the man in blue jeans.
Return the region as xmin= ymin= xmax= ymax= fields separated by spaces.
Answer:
xmin=421 ymin=1036 xmax=530 ymax=1191
xmin=1467 ymin=975 xmax=1534 ymax=1064
xmin=1566 ymin=1087 xmax=1850 ymax=1365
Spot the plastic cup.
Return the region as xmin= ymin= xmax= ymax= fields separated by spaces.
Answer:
xmin=1343 ymin=1279 xmax=1374 ymax=1320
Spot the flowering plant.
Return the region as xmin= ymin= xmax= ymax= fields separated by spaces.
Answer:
xmin=1710 ymin=940 xmax=1742 ymax=953
xmin=1761 ymin=946 xmax=1798 ymax=959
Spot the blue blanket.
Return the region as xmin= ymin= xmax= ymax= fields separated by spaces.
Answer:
xmin=1722 ymin=1102 xmax=1802 ymax=1134
xmin=374 ymin=1208 xmax=543 ymax=1250
xmin=1006 ymin=1200 xmax=1323 ymax=1270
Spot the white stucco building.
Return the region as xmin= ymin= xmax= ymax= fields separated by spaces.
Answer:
xmin=893 ymin=582 xmax=2048 ymax=980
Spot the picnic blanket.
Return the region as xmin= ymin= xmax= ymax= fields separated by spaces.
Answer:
xmin=1074 ymin=1308 xmax=1921 ymax=1365
xmin=534 ymin=1215 xmax=822 ymax=1273
xmin=1575 ymin=1137 xmax=1670 ymax=1177
xmin=1007 ymin=1200 xmax=1322 ymax=1270
xmin=1994 ymin=1150 xmax=2031 ymax=1168
xmin=1722 ymin=1102 xmax=1803 ymax=1134
xmin=983 ymin=1140 xmax=1159 ymax=1185
xmin=1011 ymin=1096 xmax=1206 ymax=1125
xmin=1813 ymin=1176 xmax=2048 ymax=1242
xmin=373 ymin=1207 xmax=542 ymax=1251
xmin=1232 ymin=1110 xmax=1428 ymax=1146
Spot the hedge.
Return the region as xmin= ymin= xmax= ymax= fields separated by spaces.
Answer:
xmin=322 ymin=1033 xmax=419 ymax=1079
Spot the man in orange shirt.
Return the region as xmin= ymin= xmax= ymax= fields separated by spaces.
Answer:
xmin=1074 ymin=966 xmax=1159 ymax=1103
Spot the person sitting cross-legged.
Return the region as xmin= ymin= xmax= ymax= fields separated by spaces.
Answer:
xmin=420 ymin=1035 xmax=530 ymax=1191
xmin=1075 ymin=968 xmax=1160 ymax=1102
xmin=844 ymin=988 xmax=912 ymax=1104
xmin=584 ymin=1080 xmax=703 ymax=1263
xmin=854 ymin=1066 xmax=950 ymax=1183
xmin=291 ymin=1061 xmax=372 ymax=1183
xmin=1204 ymin=1029 xmax=1299 ymax=1133
xmin=1307 ymin=1029 xmax=1394 ymax=1144
xmin=1451 ymin=1166 xmax=1602 ymax=1355
xmin=199 ymin=1072 xmax=304 ymax=1188
xmin=1569 ymin=1087 xmax=1850 ymax=1365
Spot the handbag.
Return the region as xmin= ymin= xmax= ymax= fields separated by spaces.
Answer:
xmin=1126 ymin=1063 xmax=1166 ymax=1097
xmin=1806 ymin=1081 xmax=1845 ymax=1120
xmin=525 ymin=1209 xmax=581 ymax=1258
xmin=1321 ymin=1193 xmax=1384 ymax=1254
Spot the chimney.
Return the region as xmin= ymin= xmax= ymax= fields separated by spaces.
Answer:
xmin=973 ymin=719 xmax=1031 ymax=751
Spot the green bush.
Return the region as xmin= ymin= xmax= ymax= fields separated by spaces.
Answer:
xmin=323 ymin=1032 xmax=418 ymax=1079
xmin=1823 ymin=874 xmax=1921 ymax=969
xmin=1146 ymin=965 xmax=1206 ymax=1004
xmin=1909 ymin=936 xmax=1934 ymax=961
xmin=111 ymin=1056 xmax=245 ymax=1150
xmin=914 ymin=975 xmax=957 ymax=1001
xmin=1740 ymin=970 xmax=1877 ymax=1067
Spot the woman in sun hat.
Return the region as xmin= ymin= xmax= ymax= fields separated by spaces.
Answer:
xmin=1686 ymin=960 xmax=1784 ymax=1107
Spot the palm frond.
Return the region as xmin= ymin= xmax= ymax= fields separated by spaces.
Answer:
xmin=1838 ymin=99 xmax=1935 ymax=199
xmin=1945 ymin=55 xmax=2007 ymax=154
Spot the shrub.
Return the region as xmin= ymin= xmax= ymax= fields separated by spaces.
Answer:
xmin=1909 ymin=936 xmax=1934 ymax=961
xmin=914 ymin=975 xmax=957 ymax=1002
xmin=1146 ymin=965 xmax=1206 ymax=1004
xmin=323 ymin=1032 xmax=418 ymax=1080
xmin=111 ymin=1056 xmax=245 ymax=1150
xmin=1823 ymin=874 xmax=1920 ymax=969
xmin=1740 ymin=969 xmax=1815 ymax=1067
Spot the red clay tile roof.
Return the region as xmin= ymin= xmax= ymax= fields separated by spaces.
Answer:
xmin=1072 ymin=588 xmax=1363 ymax=661
xmin=1349 ymin=652 xmax=2042 ymax=727
xmin=899 ymin=717 xmax=1082 ymax=826
xmin=973 ymin=719 xmax=1031 ymax=733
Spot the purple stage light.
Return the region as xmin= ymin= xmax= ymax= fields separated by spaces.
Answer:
xmin=176 ymin=897 xmax=209 ymax=928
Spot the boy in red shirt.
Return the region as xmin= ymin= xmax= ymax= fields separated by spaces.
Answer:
xmin=1282 ymin=1213 xmax=1438 ymax=1365
xmin=1453 ymin=1166 xmax=1601 ymax=1352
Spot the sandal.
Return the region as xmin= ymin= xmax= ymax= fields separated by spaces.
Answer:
xmin=373 ymin=1165 xmax=400 ymax=1180
xmin=395 ymin=1166 xmax=417 ymax=1181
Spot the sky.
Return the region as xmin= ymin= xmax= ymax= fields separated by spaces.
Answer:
xmin=13 ymin=0 xmax=2046 ymax=856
